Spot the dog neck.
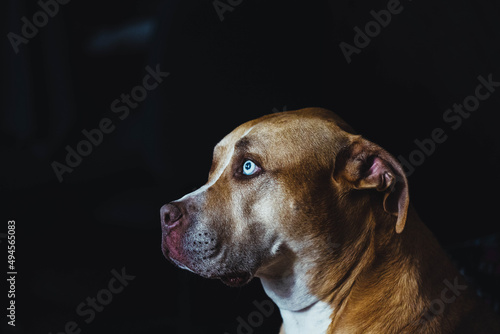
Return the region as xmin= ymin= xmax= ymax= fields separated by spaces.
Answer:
xmin=257 ymin=206 xmax=463 ymax=333
xmin=257 ymin=248 xmax=317 ymax=309
xmin=257 ymin=251 xmax=334 ymax=334
xmin=324 ymin=206 xmax=464 ymax=332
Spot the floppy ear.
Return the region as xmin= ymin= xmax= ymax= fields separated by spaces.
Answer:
xmin=334 ymin=137 xmax=409 ymax=234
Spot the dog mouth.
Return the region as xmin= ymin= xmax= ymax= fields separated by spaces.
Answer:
xmin=162 ymin=239 xmax=253 ymax=287
xmin=162 ymin=231 xmax=255 ymax=287
xmin=219 ymin=272 xmax=252 ymax=287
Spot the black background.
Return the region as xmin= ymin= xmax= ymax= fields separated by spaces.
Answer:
xmin=2 ymin=0 xmax=500 ymax=333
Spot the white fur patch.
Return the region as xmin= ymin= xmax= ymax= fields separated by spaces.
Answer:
xmin=280 ymin=300 xmax=333 ymax=334
xmin=178 ymin=145 xmax=233 ymax=201
xmin=178 ymin=125 xmax=255 ymax=202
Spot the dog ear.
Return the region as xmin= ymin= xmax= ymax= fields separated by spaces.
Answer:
xmin=334 ymin=137 xmax=409 ymax=234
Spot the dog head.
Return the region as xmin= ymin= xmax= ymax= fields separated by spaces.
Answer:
xmin=160 ymin=108 xmax=409 ymax=287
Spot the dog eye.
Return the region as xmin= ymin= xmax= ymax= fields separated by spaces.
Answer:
xmin=242 ymin=160 xmax=258 ymax=176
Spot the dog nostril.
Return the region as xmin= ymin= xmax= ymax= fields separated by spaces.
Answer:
xmin=160 ymin=203 xmax=182 ymax=227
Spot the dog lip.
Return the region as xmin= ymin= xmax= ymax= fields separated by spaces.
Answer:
xmin=220 ymin=272 xmax=252 ymax=287
xmin=162 ymin=233 xmax=188 ymax=265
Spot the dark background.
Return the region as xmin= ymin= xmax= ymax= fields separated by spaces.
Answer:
xmin=2 ymin=0 xmax=500 ymax=333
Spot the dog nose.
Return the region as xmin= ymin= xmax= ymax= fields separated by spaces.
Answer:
xmin=160 ymin=203 xmax=182 ymax=228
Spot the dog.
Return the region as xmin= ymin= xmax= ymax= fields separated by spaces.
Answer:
xmin=160 ymin=108 xmax=500 ymax=333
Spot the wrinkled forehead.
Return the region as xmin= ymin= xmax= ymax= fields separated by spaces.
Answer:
xmin=211 ymin=110 xmax=353 ymax=174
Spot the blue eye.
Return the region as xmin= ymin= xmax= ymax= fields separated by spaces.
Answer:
xmin=242 ymin=160 xmax=257 ymax=176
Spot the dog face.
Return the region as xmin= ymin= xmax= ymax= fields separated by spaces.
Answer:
xmin=161 ymin=109 xmax=408 ymax=287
